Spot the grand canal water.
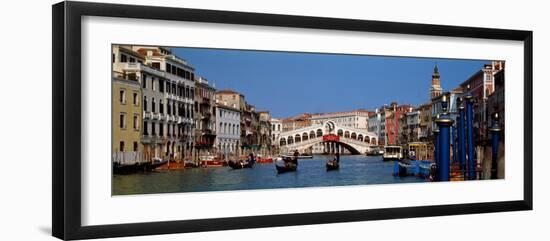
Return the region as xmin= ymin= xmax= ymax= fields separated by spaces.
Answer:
xmin=113 ymin=155 xmax=428 ymax=195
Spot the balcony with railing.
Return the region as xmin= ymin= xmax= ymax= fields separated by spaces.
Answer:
xmin=143 ymin=111 xmax=152 ymax=119
xmin=152 ymin=113 xmax=161 ymax=120
xmin=117 ymin=62 xmax=165 ymax=77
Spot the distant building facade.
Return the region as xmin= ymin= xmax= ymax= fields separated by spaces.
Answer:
xmin=194 ymin=76 xmax=217 ymax=157
xmin=214 ymin=101 xmax=241 ymax=158
xmin=310 ymin=110 xmax=370 ymax=129
xmin=282 ymin=113 xmax=312 ymax=132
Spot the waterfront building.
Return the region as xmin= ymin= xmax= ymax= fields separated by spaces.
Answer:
xmin=113 ymin=45 xmax=171 ymax=161
xmin=282 ymin=113 xmax=312 ymax=132
xmin=112 ymin=46 xmax=143 ymax=161
xmin=241 ymin=103 xmax=262 ymax=154
xmin=384 ymin=102 xmax=412 ymax=145
xmin=367 ymin=110 xmax=381 ymax=146
xmin=487 ymin=62 xmax=505 ymax=130
xmin=215 ymin=89 xmax=248 ymax=155
xmin=258 ymin=111 xmax=273 ymax=156
xmin=271 ymin=118 xmax=283 ymax=145
xmin=459 ymin=61 xmax=503 ymax=142
xmin=133 ymin=46 xmax=197 ymax=161
xmin=214 ymin=100 xmax=241 ymax=159
xmin=215 ymin=89 xmax=246 ymax=110
xmin=418 ymin=103 xmax=433 ymax=142
xmin=403 ymin=109 xmax=421 ymax=143
xmin=194 ymin=76 xmax=217 ymax=158
xmin=310 ymin=110 xmax=371 ymax=129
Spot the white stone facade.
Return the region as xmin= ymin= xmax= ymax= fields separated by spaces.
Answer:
xmin=215 ymin=103 xmax=241 ymax=157
xmin=310 ymin=110 xmax=370 ymax=129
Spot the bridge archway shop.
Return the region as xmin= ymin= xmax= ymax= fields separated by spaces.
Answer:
xmin=277 ymin=121 xmax=377 ymax=154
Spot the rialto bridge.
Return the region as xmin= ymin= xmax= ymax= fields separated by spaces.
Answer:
xmin=278 ymin=121 xmax=377 ymax=155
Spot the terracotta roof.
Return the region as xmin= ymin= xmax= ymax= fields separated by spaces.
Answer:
xmin=216 ymin=89 xmax=241 ymax=95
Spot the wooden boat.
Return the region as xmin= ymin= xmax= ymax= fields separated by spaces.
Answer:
xmin=366 ymin=147 xmax=384 ymax=156
xmin=184 ymin=160 xmax=199 ymax=168
xmin=199 ymin=155 xmax=225 ymax=167
xmin=256 ymin=157 xmax=273 ymax=163
xmin=281 ymin=154 xmax=313 ymax=159
xmin=383 ymin=145 xmax=403 ymax=161
xmin=145 ymin=159 xmax=168 ymax=170
xmin=326 ymin=161 xmax=339 ymax=171
xmin=228 ymin=160 xmax=255 ymax=169
xmin=112 ymin=158 xmax=167 ymax=174
xmin=275 ymin=164 xmax=297 ymax=174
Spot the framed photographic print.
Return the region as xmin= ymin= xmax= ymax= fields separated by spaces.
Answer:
xmin=52 ymin=1 xmax=533 ymax=240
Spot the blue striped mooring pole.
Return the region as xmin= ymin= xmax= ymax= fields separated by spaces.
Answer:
xmin=458 ymin=97 xmax=466 ymax=180
xmin=465 ymin=86 xmax=476 ymax=180
xmin=452 ymin=124 xmax=457 ymax=163
xmin=435 ymin=95 xmax=454 ymax=181
xmin=433 ymin=127 xmax=440 ymax=181
xmin=489 ymin=112 xmax=502 ymax=179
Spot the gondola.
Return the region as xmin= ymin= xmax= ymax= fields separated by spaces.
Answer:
xmin=281 ymin=154 xmax=313 ymax=159
xmin=228 ymin=160 xmax=254 ymax=169
xmin=326 ymin=161 xmax=339 ymax=171
xmin=275 ymin=164 xmax=297 ymax=174
xmin=112 ymin=159 xmax=168 ymax=174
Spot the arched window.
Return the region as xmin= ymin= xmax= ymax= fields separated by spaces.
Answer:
xmin=287 ymin=136 xmax=294 ymax=144
xmin=316 ymin=129 xmax=323 ymax=137
xmin=309 ymin=131 xmax=315 ymax=139
xmin=358 ymin=134 xmax=363 ymax=141
xmin=280 ymin=138 xmax=287 ymax=146
xmin=344 ymin=131 xmax=350 ymax=138
xmin=351 ymin=132 xmax=357 ymax=139
xmin=295 ymin=134 xmax=301 ymax=143
xmin=337 ymin=129 xmax=343 ymax=137
xmin=371 ymin=138 xmax=377 ymax=145
xmin=302 ymin=132 xmax=308 ymax=141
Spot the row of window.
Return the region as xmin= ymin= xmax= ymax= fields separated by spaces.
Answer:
xmin=116 ymin=53 xmax=143 ymax=64
xmin=143 ymin=96 xmax=194 ymax=119
xmin=142 ymin=121 xmax=191 ymax=137
xmin=271 ymin=124 xmax=282 ymax=132
xmin=313 ymin=117 xmax=361 ymax=125
xmin=219 ymin=109 xmax=239 ymax=120
xmin=118 ymin=141 xmax=139 ymax=152
xmin=218 ymin=122 xmax=239 ymax=135
xmin=165 ymin=63 xmax=194 ymax=80
xmin=119 ymin=89 xmax=139 ymax=106
xmin=142 ymin=73 xmax=195 ymax=99
xmin=119 ymin=113 xmax=139 ymax=130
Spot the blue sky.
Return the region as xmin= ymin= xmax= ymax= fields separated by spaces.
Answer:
xmin=173 ymin=47 xmax=488 ymax=118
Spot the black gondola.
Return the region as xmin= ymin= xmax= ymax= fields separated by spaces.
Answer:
xmin=112 ymin=159 xmax=168 ymax=174
xmin=326 ymin=161 xmax=339 ymax=171
xmin=275 ymin=164 xmax=297 ymax=174
xmin=228 ymin=160 xmax=254 ymax=169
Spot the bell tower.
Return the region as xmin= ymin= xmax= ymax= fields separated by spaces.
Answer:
xmin=430 ymin=64 xmax=442 ymax=99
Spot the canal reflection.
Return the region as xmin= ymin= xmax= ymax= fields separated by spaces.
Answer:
xmin=113 ymin=155 xmax=427 ymax=195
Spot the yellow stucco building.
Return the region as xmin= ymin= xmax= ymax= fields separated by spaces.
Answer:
xmin=112 ymin=45 xmax=144 ymax=161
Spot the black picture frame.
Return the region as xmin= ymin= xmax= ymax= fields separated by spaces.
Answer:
xmin=52 ymin=1 xmax=533 ymax=240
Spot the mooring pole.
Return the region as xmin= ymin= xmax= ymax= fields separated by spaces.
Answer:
xmin=489 ymin=112 xmax=502 ymax=179
xmin=465 ymin=86 xmax=475 ymax=180
xmin=452 ymin=124 xmax=458 ymax=163
xmin=457 ymin=97 xmax=466 ymax=180
xmin=433 ymin=128 xmax=440 ymax=181
xmin=436 ymin=95 xmax=454 ymax=181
